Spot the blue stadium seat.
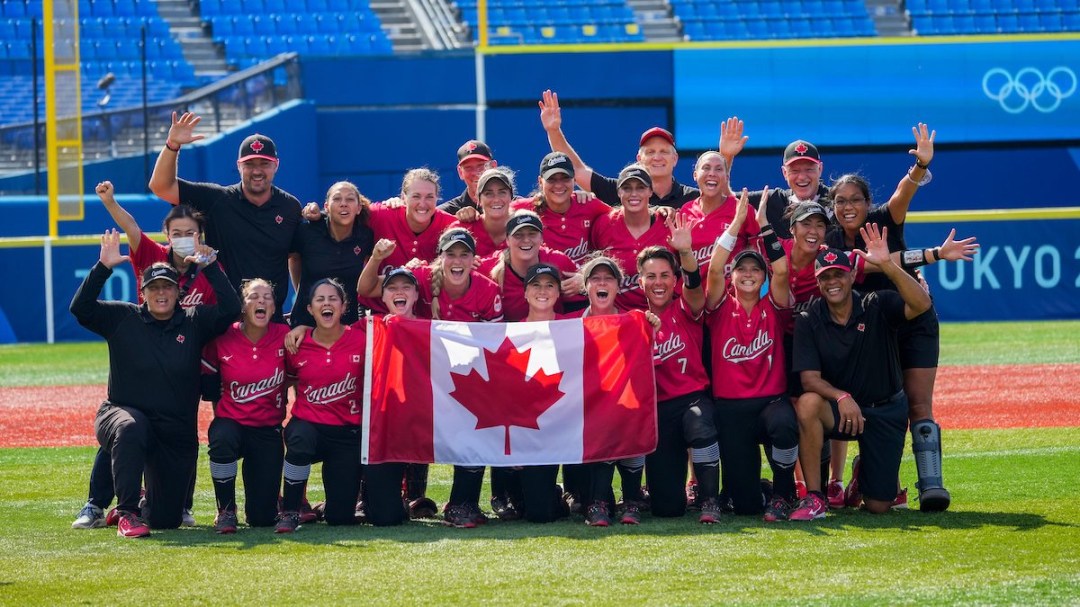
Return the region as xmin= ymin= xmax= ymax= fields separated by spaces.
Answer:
xmin=759 ymin=1 xmax=785 ymax=17
xmin=274 ymin=15 xmax=299 ymax=34
xmin=264 ymin=0 xmax=287 ymax=13
xmin=1014 ymin=0 xmax=1036 ymax=11
xmin=973 ymin=13 xmax=997 ymax=32
xmin=996 ymin=13 xmax=1020 ymax=32
xmin=969 ymin=0 xmax=993 ymax=13
xmin=201 ymin=0 xmax=224 ymax=15
xmin=1018 ymin=12 xmax=1042 ymax=31
xmin=4 ymin=1 xmax=27 ymax=17
xmin=212 ymin=16 xmax=235 ymax=39
xmin=1039 ymin=12 xmax=1062 ymax=30
xmin=789 ymin=16 xmax=812 ymax=37
xmin=1065 ymin=11 xmax=1080 ymax=30
xmin=954 ymin=14 xmax=975 ymax=32
xmin=233 ymin=15 xmax=256 ymax=36
xmin=114 ymin=0 xmax=137 ymax=16
xmin=308 ymin=0 xmax=330 ymax=11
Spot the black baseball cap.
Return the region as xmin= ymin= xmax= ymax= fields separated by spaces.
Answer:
xmin=814 ymin=248 xmax=853 ymax=277
xmin=582 ymin=256 xmax=622 ymax=283
xmin=783 ymin=140 xmax=821 ymax=166
xmin=525 ymin=263 xmax=562 ymax=287
xmin=382 ymin=266 xmax=418 ymax=289
xmin=616 ymin=164 xmax=652 ymax=189
xmin=477 ymin=168 xmax=513 ymax=197
xmin=506 ymin=212 xmax=544 ymax=236
xmin=238 ymin=134 xmax=278 ymax=163
xmin=438 ymin=228 xmax=476 ymax=254
xmin=789 ymin=201 xmax=829 ymax=228
xmin=141 ymin=263 xmax=179 ymax=289
xmin=639 ymin=126 xmax=675 ymax=147
xmin=732 ymin=249 xmax=766 ymax=271
xmin=457 ymin=140 xmax=493 ymax=165
xmin=539 ymin=152 xmax=574 ymax=180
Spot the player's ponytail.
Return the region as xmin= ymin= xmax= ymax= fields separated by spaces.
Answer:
xmin=489 ymin=247 xmax=511 ymax=288
xmin=428 ymin=260 xmax=444 ymax=320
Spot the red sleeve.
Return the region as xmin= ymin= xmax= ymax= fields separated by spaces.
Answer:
xmin=129 ymin=232 xmax=166 ymax=275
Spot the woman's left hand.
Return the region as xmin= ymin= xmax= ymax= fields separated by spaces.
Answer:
xmin=560 ymin=271 xmax=584 ymax=296
xmin=938 ymin=228 xmax=979 ymax=262
xmin=284 ymin=325 xmax=308 ymax=354
xmin=665 ymin=212 xmax=695 ymax=254
xmin=909 ymin=122 xmax=935 ymax=167
xmin=185 ymin=243 xmax=218 ymax=268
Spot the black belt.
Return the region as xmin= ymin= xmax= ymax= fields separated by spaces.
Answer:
xmin=861 ymin=390 xmax=904 ymax=409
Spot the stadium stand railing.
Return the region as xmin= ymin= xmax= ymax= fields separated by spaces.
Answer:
xmin=452 ymin=0 xmax=647 ymax=43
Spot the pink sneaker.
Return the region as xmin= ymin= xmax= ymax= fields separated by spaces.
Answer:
xmin=789 ymin=493 xmax=828 ymax=521
xmin=795 ymin=480 xmax=808 ymax=500
xmin=827 ymin=479 xmax=845 ymax=509
xmin=892 ymin=488 xmax=909 ymax=509
xmin=116 ymin=511 xmax=150 ymax=538
xmin=844 ymin=456 xmax=863 ymax=508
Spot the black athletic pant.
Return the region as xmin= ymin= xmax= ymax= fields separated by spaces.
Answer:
xmin=207 ymin=417 xmax=283 ymax=527
xmin=715 ymin=395 xmax=799 ymax=514
xmin=584 ymin=461 xmax=617 ymax=511
xmin=95 ymin=402 xmax=197 ymax=529
xmin=88 ymin=448 xmax=197 ymax=511
xmin=448 ymin=466 xmax=485 ymax=508
xmin=518 ymin=465 xmax=561 ymax=523
xmin=646 ymin=392 xmax=718 ymax=518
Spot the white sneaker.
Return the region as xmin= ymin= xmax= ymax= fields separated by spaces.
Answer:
xmin=72 ymin=503 xmax=105 ymax=529
xmin=181 ymin=508 xmax=196 ymax=527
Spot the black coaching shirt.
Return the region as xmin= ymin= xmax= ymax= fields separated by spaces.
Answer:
xmin=826 ymin=205 xmax=910 ymax=293
xmin=590 ymin=172 xmax=700 ymax=209
xmin=69 ymin=261 xmax=240 ymax=431
xmin=438 ymin=189 xmax=476 ymax=214
xmin=757 ymin=184 xmax=832 ymax=240
xmin=290 ymin=216 xmax=374 ymax=328
xmin=792 ymin=289 xmax=907 ymax=406
xmin=176 ymin=179 xmax=302 ymax=316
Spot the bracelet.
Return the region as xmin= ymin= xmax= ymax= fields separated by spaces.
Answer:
xmin=836 ymin=392 xmax=851 ymax=403
xmin=716 ymin=232 xmax=737 ymax=252
xmin=932 ymin=247 xmax=941 ymax=262
xmin=682 ymin=267 xmax=702 ymax=290
xmin=915 ymin=159 xmax=929 ymax=169
xmin=164 ymin=140 xmax=180 ymax=152
xmin=906 ymin=167 xmax=932 ymax=186
xmin=900 ymin=249 xmax=931 ymax=271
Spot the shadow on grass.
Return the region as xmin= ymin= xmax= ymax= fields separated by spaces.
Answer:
xmin=140 ymin=507 xmax=1076 ymax=549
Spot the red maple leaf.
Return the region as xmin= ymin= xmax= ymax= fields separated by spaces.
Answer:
xmin=449 ymin=337 xmax=564 ymax=455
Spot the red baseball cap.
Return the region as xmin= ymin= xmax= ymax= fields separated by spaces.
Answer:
xmin=639 ymin=127 xmax=675 ymax=147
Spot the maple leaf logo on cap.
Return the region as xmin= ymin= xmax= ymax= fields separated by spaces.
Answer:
xmin=824 ymin=251 xmax=838 ymax=264
xmin=795 ymin=142 xmax=808 ymax=155
xmin=250 ymin=140 xmax=264 ymax=153
xmin=466 ymin=142 xmax=477 ymax=152
xmin=450 ymin=337 xmax=564 ymax=455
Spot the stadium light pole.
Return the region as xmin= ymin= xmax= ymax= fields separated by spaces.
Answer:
xmin=474 ymin=0 xmax=487 ymax=142
xmin=32 ymin=18 xmax=41 ymax=195
xmin=141 ymin=25 xmax=149 ymax=191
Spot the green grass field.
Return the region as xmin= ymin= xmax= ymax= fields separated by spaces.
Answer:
xmin=2 ymin=322 xmax=1079 ymax=605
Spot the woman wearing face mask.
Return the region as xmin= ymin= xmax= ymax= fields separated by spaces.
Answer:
xmin=72 ymin=181 xmax=219 ymax=532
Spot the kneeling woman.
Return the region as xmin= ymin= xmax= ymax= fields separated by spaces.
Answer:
xmin=277 ymin=279 xmax=405 ymax=532
xmin=201 ymin=278 xmax=289 ymax=533
xmin=705 ymin=189 xmax=799 ymax=521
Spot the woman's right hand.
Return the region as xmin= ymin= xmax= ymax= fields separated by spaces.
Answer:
xmin=302 ymin=202 xmax=322 ymax=221
xmin=372 ymin=239 xmax=396 ymax=262
xmin=95 ymin=181 xmax=116 ymax=204
xmin=99 ymin=229 xmax=129 ymax=268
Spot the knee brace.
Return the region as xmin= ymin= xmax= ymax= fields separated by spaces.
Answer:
xmin=911 ymin=419 xmax=944 ymax=491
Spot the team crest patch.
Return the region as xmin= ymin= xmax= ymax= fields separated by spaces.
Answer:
xmin=584 ymin=220 xmax=591 ymax=228
xmin=275 ymin=215 xmax=283 ymax=224
xmin=857 ymin=323 xmax=865 ymax=332
xmin=352 ymin=354 xmax=361 ymax=363
xmin=354 ymin=246 xmax=362 ymax=256
xmin=176 ymin=334 xmax=186 ymax=344
xmin=278 ymin=349 xmax=285 ymax=356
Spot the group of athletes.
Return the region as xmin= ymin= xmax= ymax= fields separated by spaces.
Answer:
xmin=69 ymin=89 xmax=980 ymax=538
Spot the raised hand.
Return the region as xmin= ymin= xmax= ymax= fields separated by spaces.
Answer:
xmin=538 ymin=89 xmax=562 ymax=132
xmin=938 ymin=229 xmax=979 ymax=261
xmin=666 ymin=212 xmax=695 ymax=254
xmin=371 ymin=238 xmax=396 ymax=262
xmin=99 ymin=229 xmax=129 ymax=268
xmin=755 ymin=186 xmax=770 ymax=227
xmin=719 ymin=116 xmax=748 ymax=159
xmin=909 ymin=122 xmax=935 ymax=167
xmin=302 ymin=202 xmax=322 ymax=221
xmin=185 ymin=243 xmax=218 ymax=268
xmin=168 ymin=111 xmax=205 ymax=146
xmin=95 ymin=180 xmax=116 ymax=204
xmin=853 ymin=223 xmax=891 ymax=268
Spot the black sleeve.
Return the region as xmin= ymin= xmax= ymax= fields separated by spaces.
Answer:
xmin=177 ymin=179 xmax=224 ymax=214
xmin=195 ymin=262 xmax=241 ymax=340
xmin=589 ymin=172 xmax=621 ymax=207
xmin=873 ymin=290 xmax=908 ymax=328
xmin=200 ymin=371 xmax=222 ymax=403
xmin=764 ymin=190 xmax=792 ymax=239
xmin=69 ymin=262 xmax=132 ymax=339
xmin=791 ymin=311 xmax=821 ymax=374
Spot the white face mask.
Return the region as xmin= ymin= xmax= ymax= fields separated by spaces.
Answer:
xmin=171 ymin=236 xmax=197 ymax=257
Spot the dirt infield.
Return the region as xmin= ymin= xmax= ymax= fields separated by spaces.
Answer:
xmin=0 ymin=364 xmax=1077 ymax=448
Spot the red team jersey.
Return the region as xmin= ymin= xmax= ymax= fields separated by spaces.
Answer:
xmin=783 ymin=239 xmax=866 ymax=329
xmin=511 ymin=194 xmax=610 ymax=266
xmin=130 ymin=232 xmax=218 ymax=308
xmin=678 ymin=196 xmax=761 ymax=278
xmin=476 ymin=248 xmax=579 ymax=322
xmin=201 ymin=322 xmax=289 ymax=427
xmin=590 ymin=209 xmax=673 ymax=311
xmin=286 ymin=324 xmax=366 ymax=426
xmin=450 ymin=219 xmax=507 ymax=258
xmin=368 ymin=205 xmax=457 ymax=272
xmin=706 ymin=290 xmax=791 ymax=399
xmin=651 ymin=299 xmax=710 ymax=402
xmin=411 ymin=264 xmax=504 ymax=322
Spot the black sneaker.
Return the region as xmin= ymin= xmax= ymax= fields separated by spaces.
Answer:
xmin=585 ymin=502 xmax=611 ymax=527
xmin=214 ymin=508 xmax=238 ymax=534
xmin=408 ymin=497 xmax=438 ymax=519
xmin=275 ymin=511 xmax=301 ymax=534
xmin=763 ymin=497 xmax=791 ymax=522
xmin=490 ymin=496 xmax=520 ymax=521
xmin=699 ymin=497 xmax=723 ymax=524
xmin=619 ymin=501 xmax=642 ymax=525
xmin=444 ymin=504 xmax=477 ymax=528
xmin=467 ymin=503 xmax=489 ymax=526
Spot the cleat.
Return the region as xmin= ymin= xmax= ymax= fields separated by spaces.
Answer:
xmin=619 ymin=501 xmax=642 ymax=525
xmin=827 ymin=479 xmax=845 ymax=509
xmin=795 ymin=480 xmax=808 ymax=499
xmin=214 ymin=509 xmax=238 ymax=534
xmin=443 ymin=504 xmax=477 ymax=528
xmin=844 ymin=456 xmax=863 ymax=509
xmin=275 ymin=511 xmax=301 ymax=533
xmin=789 ymin=493 xmax=828 ymax=521
xmin=563 ymin=492 xmax=583 ymax=515
xmin=490 ymin=496 xmax=520 ymax=521
xmin=467 ymin=503 xmax=489 ymax=526
xmin=116 ymin=511 xmax=150 ymax=538
xmin=763 ymin=497 xmax=791 ymax=523
xmin=892 ymin=488 xmax=909 ymax=510
xmin=918 ymin=486 xmax=951 ymax=512
xmin=300 ymin=500 xmax=319 ymax=524
xmin=685 ymin=480 xmax=700 ymax=511
xmin=408 ymin=497 xmax=439 ymax=519
xmin=181 ymin=508 xmax=196 ymax=527
xmin=698 ymin=497 xmax=722 ymax=524
xmin=72 ymin=503 xmax=105 ymax=529
xmin=105 ymin=507 xmax=120 ymax=527
xmin=585 ymin=502 xmax=611 ymax=527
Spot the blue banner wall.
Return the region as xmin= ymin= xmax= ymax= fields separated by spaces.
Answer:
xmin=674 ymin=40 xmax=1080 ymax=149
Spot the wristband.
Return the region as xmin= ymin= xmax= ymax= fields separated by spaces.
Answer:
xmin=906 ymin=167 xmax=932 ymax=186
xmin=836 ymin=392 xmax=851 ymax=403
xmin=164 ymin=140 xmax=180 ymax=152
xmin=716 ymin=232 xmax=737 ymax=252
xmin=761 ymin=229 xmax=784 ymax=263
xmin=932 ymin=247 xmax=941 ymax=262
xmin=915 ymin=158 xmax=930 ymax=169
xmin=682 ymin=267 xmax=702 ymax=290
xmin=900 ymin=249 xmax=931 ymax=271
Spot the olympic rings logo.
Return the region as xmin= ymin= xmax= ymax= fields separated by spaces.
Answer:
xmin=982 ymin=67 xmax=1077 ymax=114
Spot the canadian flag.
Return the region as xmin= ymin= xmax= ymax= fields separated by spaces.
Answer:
xmin=362 ymin=313 xmax=657 ymax=466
